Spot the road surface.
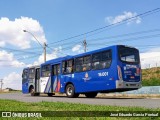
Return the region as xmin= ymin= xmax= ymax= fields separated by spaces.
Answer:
xmin=0 ymin=93 xmax=159 ymax=109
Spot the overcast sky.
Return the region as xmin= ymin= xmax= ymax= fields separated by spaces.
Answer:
xmin=0 ymin=0 xmax=160 ymax=89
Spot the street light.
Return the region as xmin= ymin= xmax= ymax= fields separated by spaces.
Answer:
xmin=23 ymin=30 xmax=47 ymax=62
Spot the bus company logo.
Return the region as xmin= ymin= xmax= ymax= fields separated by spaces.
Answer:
xmin=85 ymin=72 xmax=89 ymax=78
xmin=83 ymin=72 xmax=91 ymax=81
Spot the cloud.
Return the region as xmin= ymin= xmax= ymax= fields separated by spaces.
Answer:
xmin=0 ymin=41 xmax=5 ymax=47
xmin=0 ymin=50 xmax=25 ymax=67
xmin=105 ymin=11 xmax=141 ymax=25
xmin=33 ymin=52 xmax=58 ymax=66
xmin=140 ymin=48 xmax=160 ymax=69
xmin=72 ymin=44 xmax=81 ymax=52
xmin=0 ymin=17 xmax=46 ymax=49
xmin=3 ymin=72 xmax=22 ymax=90
xmin=27 ymin=46 xmax=63 ymax=66
xmin=72 ymin=44 xmax=83 ymax=53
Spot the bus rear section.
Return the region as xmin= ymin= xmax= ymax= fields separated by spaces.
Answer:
xmin=116 ymin=45 xmax=141 ymax=91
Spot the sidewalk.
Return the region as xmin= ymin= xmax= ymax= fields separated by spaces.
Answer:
xmin=98 ymin=93 xmax=160 ymax=98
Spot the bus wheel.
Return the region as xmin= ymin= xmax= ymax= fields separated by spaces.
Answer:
xmin=30 ymin=87 xmax=35 ymax=96
xmin=48 ymin=93 xmax=55 ymax=97
xmin=34 ymin=93 xmax=40 ymax=96
xmin=66 ymin=84 xmax=79 ymax=98
xmin=85 ymin=92 xmax=97 ymax=98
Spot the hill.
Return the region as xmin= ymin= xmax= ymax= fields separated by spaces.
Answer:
xmin=142 ymin=67 xmax=160 ymax=86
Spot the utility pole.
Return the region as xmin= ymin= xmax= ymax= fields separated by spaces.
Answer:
xmin=0 ymin=79 xmax=3 ymax=91
xmin=44 ymin=42 xmax=47 ymax=62
xmin=83 ymin=39 xmax=87 ymax=53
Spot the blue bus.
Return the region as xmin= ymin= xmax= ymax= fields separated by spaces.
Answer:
xmin=22 ymin=45 xmax=141 ymax=98
xmin=22 ymin=65 xmax=40 ymax=96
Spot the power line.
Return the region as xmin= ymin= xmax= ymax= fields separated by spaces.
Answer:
xmin=0 ymin=64 xmax=25 ymax=67
xmin=46 ymin=8 xmax=160 ymax=53
xmin=88 ymin=33 xmax=160 ymax=46
xmin=48 ymin=8 xmax=160 ymax=45
xmin=17 ymin=54 xmax=41 ymax=61
xmin=47 ymin=27 xmax=160 ymax=53
xmin=0 ymin=54 xmax=41 ymax=63
xmin=0 ymin=8 xmax=159 ymax=65
xmin=0 ymin=46 xmax=41 ymax=55
xmin=86 ymin=28 xmax=160 ymax=42
xmin=47 ymin=28 xmax=160 ymax=54
xmin=76 ymin=8 xmax=160 ymax=41
xmin=48 ymin=33 xmax=160 ymax=56
xmin=137 ymin=44 xmax=160 ymax=48
xmin=48 ymin=40 xmax=81 ymax=48
xmin=46 ymin=46 xmax=68 ymax=56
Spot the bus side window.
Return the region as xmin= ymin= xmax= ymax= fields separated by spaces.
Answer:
xmin=53 ymin=65 xmax=57 ymax=75
xmin=62 ymin=59 xmax=74 ymax=74
xmin=92 ymin=50 xmax=112 ymax=70
xmin=75 ymin=56 xmax=91 ymax=72
xmin=22 ymin=69 xmax=28 ymax=84
xmin=42 ymin=64 xmax=51 ymax=77
xmin=67 ymin=60 xmax=74 ymax=73
xmin=75 ymin=57 xmax=83 ymax=72
xmin=36 ymin=68 xmax=40 ymax=80
xmin=101 ymin=50 xmax=112 ymax=68
xmin=29 ymin=68 xmax=35 ymax=79
xmin=23 ymin=70 xmax=27 ymax=79
xmin=83 ymin=55 xmax=91 ymax=71
xmin=62 ymin=61 xmax=67 ymax=74
xmin=92 ymin=53 xmax=101 ymax=70
xmin=53 ymin=64 xmax=61 ymax=75
xmin=57 ymin=64 xmax=60 ymax=75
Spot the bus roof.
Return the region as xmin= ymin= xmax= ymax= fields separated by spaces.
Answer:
xmin=41 ymin=45 xmax=117 ymax=66
xmin=41 ymin=55 xmax=73 ymax=65
xmin=74 ymin=45 xmax=116 ymax=58
xmin=41 ymin=45 xmax=138 ymax=66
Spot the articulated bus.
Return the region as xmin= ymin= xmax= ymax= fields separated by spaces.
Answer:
xmin=22 ymin=45 xmax=141 ymax=98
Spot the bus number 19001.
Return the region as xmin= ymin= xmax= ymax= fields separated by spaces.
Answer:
xmin=98 ymin=72 xmax=108 ymax=77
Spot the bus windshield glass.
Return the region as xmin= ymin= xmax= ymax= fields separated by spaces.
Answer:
xmin=118 ymin=46 xmax=140 ymax=64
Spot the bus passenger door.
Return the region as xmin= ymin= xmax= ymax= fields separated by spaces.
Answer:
xmin=22 ymin=69 xmax=29 ymax=93
xmin=35 ymin=68 xmax=40 ymax=93
xmin=52 ymin=64 xmax=61 ymax=92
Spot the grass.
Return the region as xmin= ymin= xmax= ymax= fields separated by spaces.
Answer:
xmin=142 ymin=78 xmax=160 ymax=86
xmin=142 ymin=67 xmax=160 ymax=86
xmin=0 ymin=90 xmax=21 ymax=94
xmin=0 ymin=99 xmax=159 ymax=120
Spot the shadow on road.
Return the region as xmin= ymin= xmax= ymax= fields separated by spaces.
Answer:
xmin=25 ymin=94 xmax=145 ymax=99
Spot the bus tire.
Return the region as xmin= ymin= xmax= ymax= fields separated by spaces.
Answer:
xmin=34 ymin=93 xmax=40 ymax=96
xmin=30 ymin=86 xmax=36 ymax=96
xmin=48 ymin=93 xmax=55 ymax=96
xmin=66 ymin=84 xmax=79 ymax=98
xmin=85 ymin=92 xmax=97 ymax=98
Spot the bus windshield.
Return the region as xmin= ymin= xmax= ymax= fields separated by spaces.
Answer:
xmin=118 ymin=46 xmax=140 ymax=64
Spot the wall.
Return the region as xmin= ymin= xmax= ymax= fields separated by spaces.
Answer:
xmin=121 ymin=86 xmax=160 ymax=94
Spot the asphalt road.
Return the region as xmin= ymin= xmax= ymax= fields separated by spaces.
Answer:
xmin=0 ymin=93 xmax=159 ymax=109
